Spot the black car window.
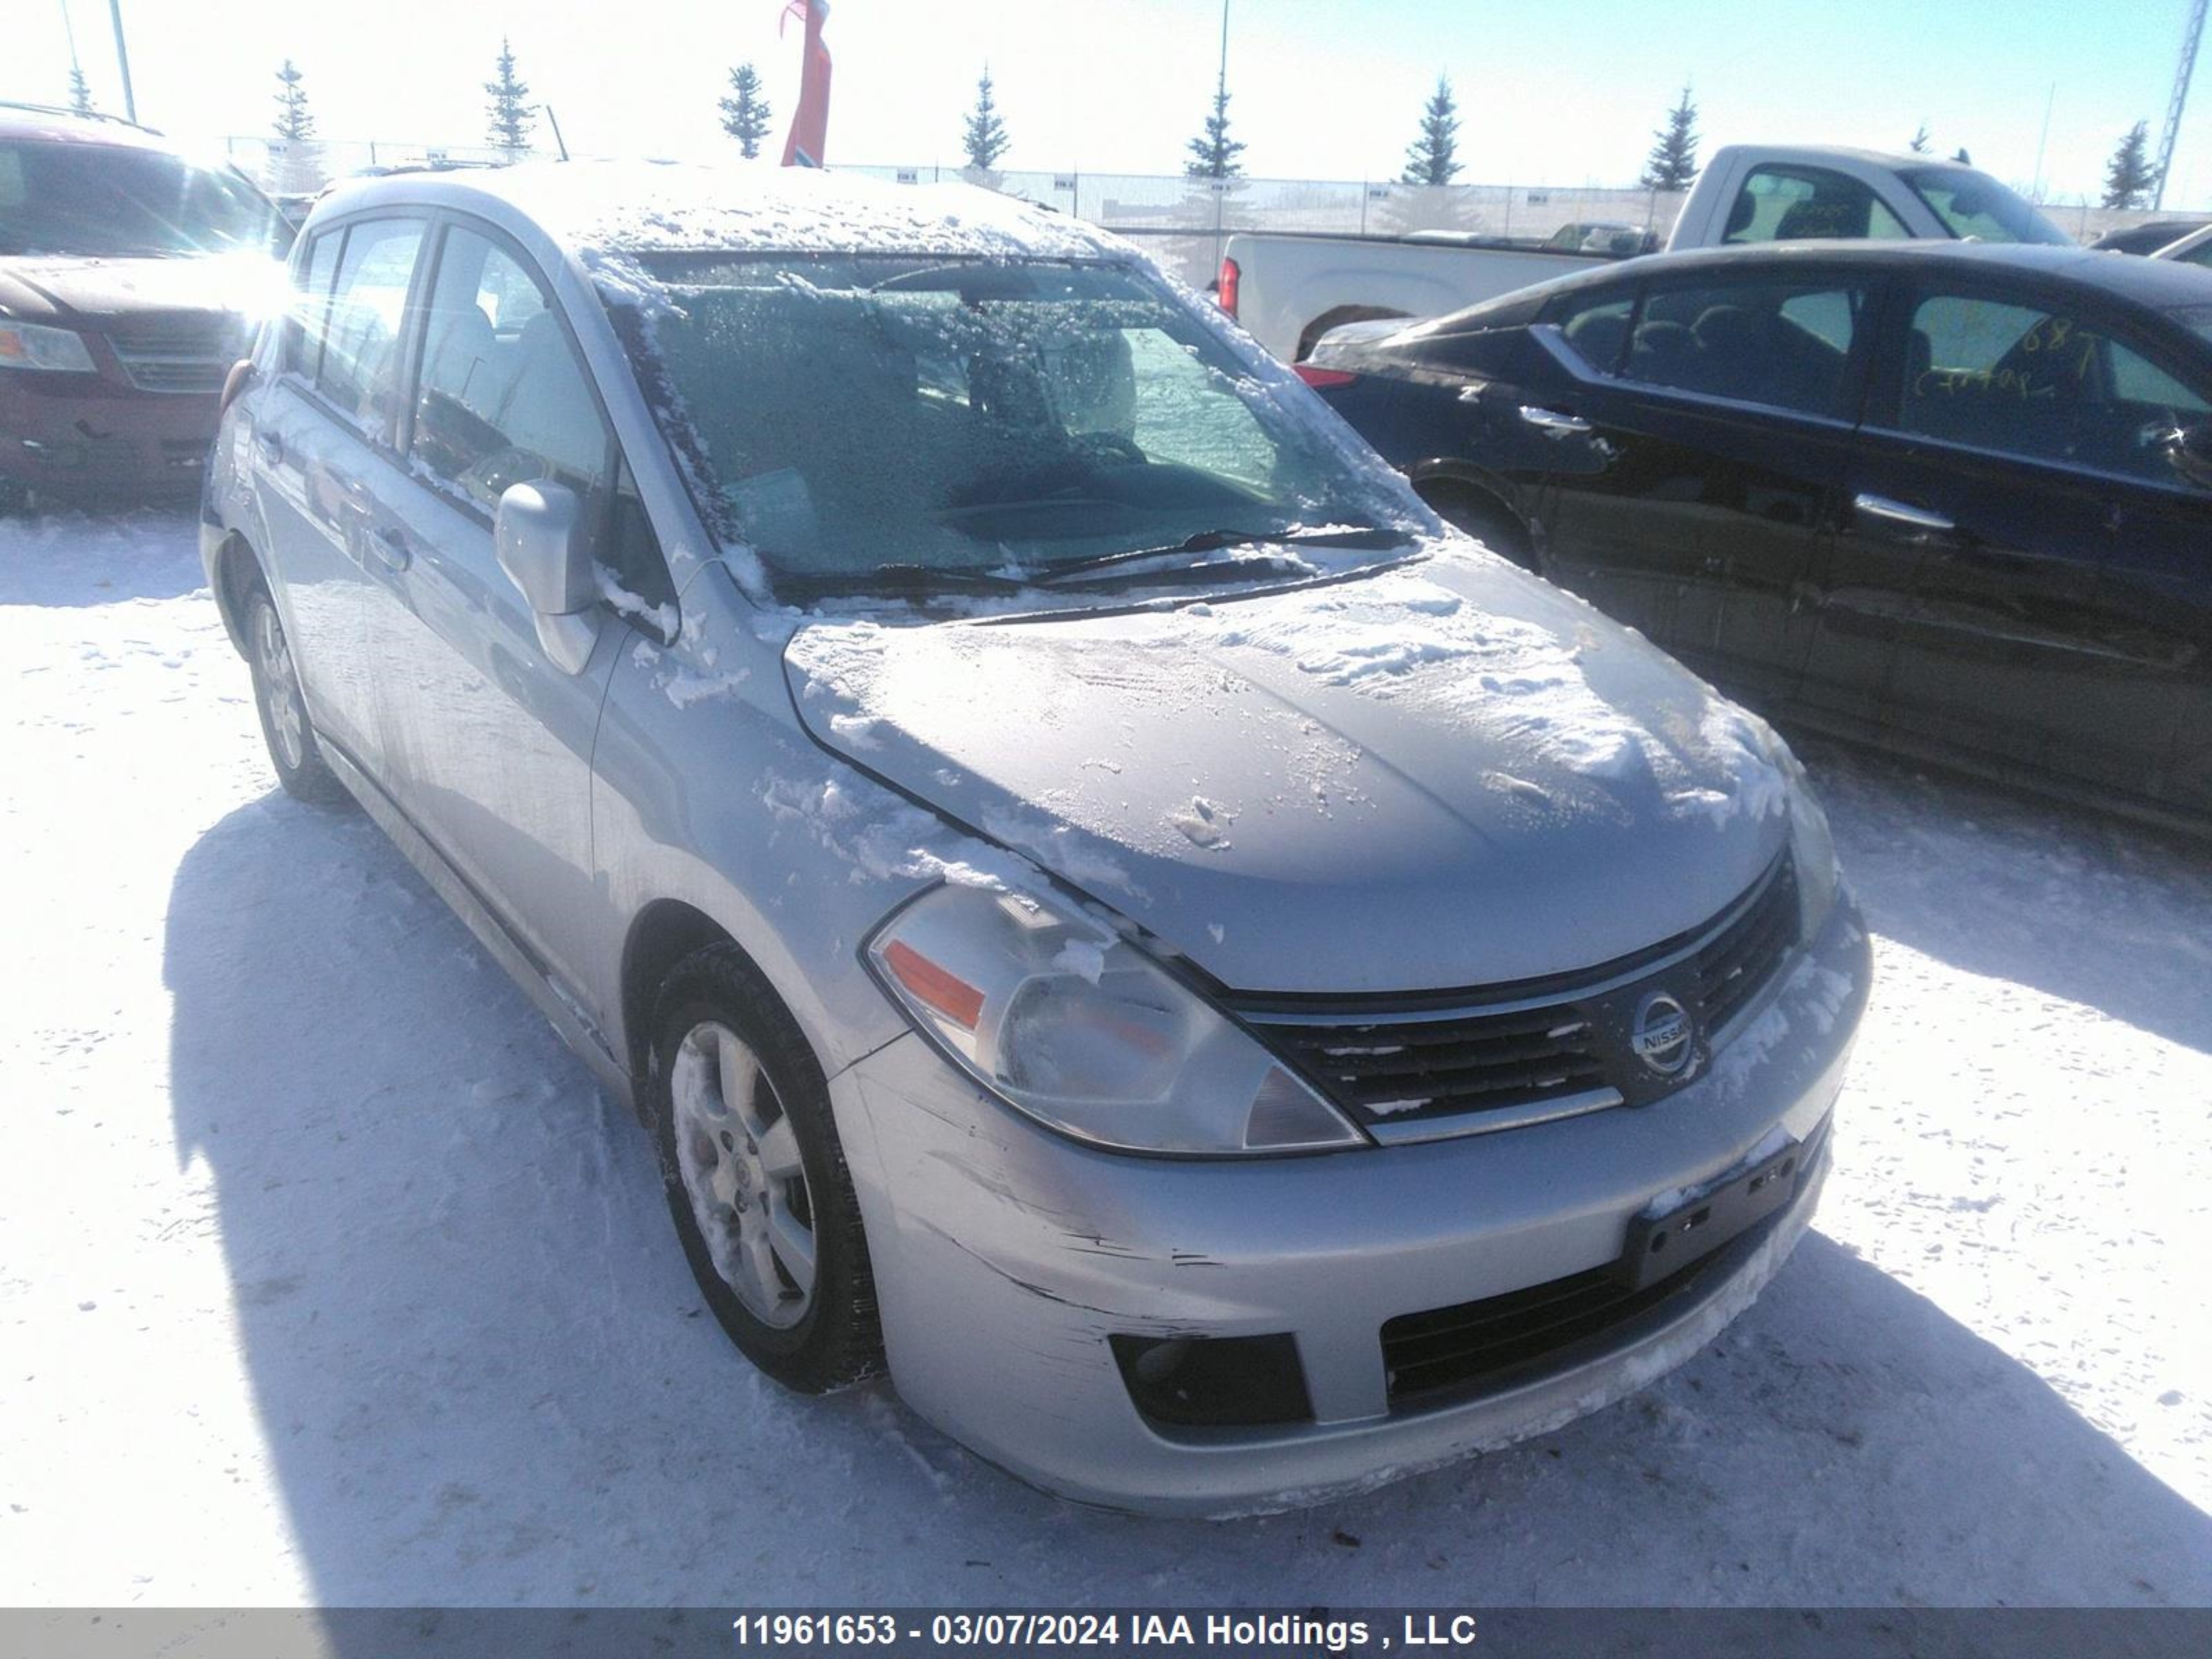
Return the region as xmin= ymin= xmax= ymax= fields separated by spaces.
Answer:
xmin=1894 ymin=293 xmax=2211 ymax=485
xmin=411 ymin=226 xmax=675 ymax=612
xmin=1549 ymin=291 xmax=1633 ymax=373
xmin=1622 ymin=276 xmax=1868 ymax=419
xmin=315 ymin=218 xmax=426 ymax=433
xmin=1723 ymin=166 xmax=1910 ymax=244
xmin=285 ymin=227 xmax=344 ymax=379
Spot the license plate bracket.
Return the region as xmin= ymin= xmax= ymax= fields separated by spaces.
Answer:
xmin=1622 ymin=1137 xmax=1805 ymax=1292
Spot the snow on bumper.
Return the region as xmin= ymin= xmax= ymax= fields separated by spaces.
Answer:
xmin=832 ymin=894 xmax=1871 ymax=1517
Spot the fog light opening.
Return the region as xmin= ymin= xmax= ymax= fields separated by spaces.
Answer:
xmin=1110 ymin=1331 xmax=1314 ymax=1430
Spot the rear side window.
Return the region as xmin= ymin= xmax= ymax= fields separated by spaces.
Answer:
xmin=1722 ymin=166 xmax=1909 ymax=244
xmin=1622 ymin=277 xmax=1868 ymax=419
xmin=315 ymin=218 xmax=426 ymax=431
xmin=285 ymin=229 xmax=344 ymax=378
xmin=1894 ymin=292 xmax=2211 ymax=482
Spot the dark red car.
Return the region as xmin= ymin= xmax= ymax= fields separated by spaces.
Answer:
xmin=1 ymin=104 xmax=286 ymax=507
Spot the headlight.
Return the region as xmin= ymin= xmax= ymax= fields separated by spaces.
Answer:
xmin=1763 ymin=733 xmax=1840 ymax=944
xmin=865 ymin=883 xmax=1367 ymax=1156
xmin=0 ymin=321 xmax=97 ymax=373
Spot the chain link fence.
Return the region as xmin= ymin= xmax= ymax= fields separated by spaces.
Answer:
xmin=843 ymin=166 xmax=1687 ymax=287
xmin=218 ymin=139 xmax=2204 ymax=284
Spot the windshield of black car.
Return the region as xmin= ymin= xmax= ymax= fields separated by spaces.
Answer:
xmin=632 ymin=254 xmax=1399 ymax=585
xmin=0 ymin=140 xmax=279 ymax=258
xmin=1899 ymin=167 xmax=2071 ymax=246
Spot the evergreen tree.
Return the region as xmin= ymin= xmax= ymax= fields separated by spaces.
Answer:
xmin=485 ymin=37 xmax=536 ymax=157
xmin=719 ymin=62 xmax=772 ymax=158
xmin=2101 ymin=121 xmax=2157 ymax=209
xmin=67 ymin=67 xmax=95 ymax=117
xmin=1400 ymin=75 xmax=1463 ymax=186
xmin=1640 ymin=86 xmax=1699 ymax=191
xmin=961 ymin=68 xmax=1011 ymax=172
xmin=1909 ymin=122 xmax=1931 ymax=154
xmin=1185 ymin=83 xmax=1245 ymax=180
xmin=272 ymin=59 xmax=315 ymax=142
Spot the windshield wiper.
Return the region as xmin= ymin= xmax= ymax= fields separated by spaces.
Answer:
xmin=1033 ymin=523 xmax=1408 ymax=588
xmin=777 ymin=562 xmax=1032 ymax=600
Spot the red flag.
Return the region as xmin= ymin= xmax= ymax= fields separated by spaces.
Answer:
xmin=780 ymin=0 xmax=832 ymax=167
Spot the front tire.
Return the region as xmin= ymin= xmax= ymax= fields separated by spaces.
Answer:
xmin=649 ymin=945 xmax=883 ymax=1393
xmin=242 ymin=579 xmax=350 ymax=805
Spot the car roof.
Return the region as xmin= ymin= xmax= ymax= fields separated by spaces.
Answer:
xmin=1712 ymin=143 xmax=1980 ymax=174
xmin=1433 ymin=238 xmax=2212 ymax=328
xmin=306 ymin=159 xmax=1126 ymax=265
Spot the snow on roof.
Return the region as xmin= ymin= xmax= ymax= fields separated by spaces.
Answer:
xmin=359 ymin=159 xmax=1127 ymax=263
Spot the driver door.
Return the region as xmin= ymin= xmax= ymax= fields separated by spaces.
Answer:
xmin=372 ymin=218 xmax=675 ymax=994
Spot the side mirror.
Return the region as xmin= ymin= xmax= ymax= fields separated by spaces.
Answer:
xmin=494 ymin=480 xmax=600 ymax=673
xmin=2168 ymin=422 xmax=2212 ymax=491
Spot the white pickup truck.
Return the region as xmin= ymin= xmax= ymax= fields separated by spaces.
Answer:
xmin=1221 ymin=145 xmax=2076 ymax=362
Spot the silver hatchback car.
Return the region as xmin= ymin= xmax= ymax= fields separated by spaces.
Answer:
xmin=200 ymin=162 xmax=1870 ymax=1516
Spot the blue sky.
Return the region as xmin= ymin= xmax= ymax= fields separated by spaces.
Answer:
xmin=10 ymin=0 xmax=2209 ymax=207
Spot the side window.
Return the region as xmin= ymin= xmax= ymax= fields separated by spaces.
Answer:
xmin=1895 ymin=293 xmax=2211 ymax=484
xmin=412 ymin=227 xmax=609 ymax=512
xmin=413 ymin=226 xmax=675 ymax=610
xmin=315 ymin=218 xmax=426 ymax=431
xmin=1548 ymin=290 xmax=1633 ymax=373
xmin=1622 ymin=278 xmax=1867 ymax=419
xmin=1723 ymin=166 xmax=1910 ymax=244
xmin=285 ymin=229 xmax=343 ymax=378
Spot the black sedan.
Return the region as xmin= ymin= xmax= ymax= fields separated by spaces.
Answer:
xmin=1301 ymin=242 xmax=2212 ymax=833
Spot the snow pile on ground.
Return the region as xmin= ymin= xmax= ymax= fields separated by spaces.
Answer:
xmin=2 ymin=509 xmax=2207 ymax=1607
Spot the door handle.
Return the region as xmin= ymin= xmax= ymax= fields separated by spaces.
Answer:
xmin=1853 ymin=492 xmax=1957 ymax=538
xmin=1519 ymin=405 xmax=1593 ymax=437
xmin=254 ymin=429 xmax=283 ymax=465
xmin=368 ymin=526 xmax=412 ymax=572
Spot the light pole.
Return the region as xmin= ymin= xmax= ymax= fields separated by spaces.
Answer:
xmin=106 ymin=0 xmax=137 ymax=123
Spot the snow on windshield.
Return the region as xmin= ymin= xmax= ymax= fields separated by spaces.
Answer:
xmin=537 ymin=163 xmax=1426 ymax=596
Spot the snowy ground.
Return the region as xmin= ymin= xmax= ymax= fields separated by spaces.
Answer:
xmin=3 ymin=507 xmax=2208 ymax=1607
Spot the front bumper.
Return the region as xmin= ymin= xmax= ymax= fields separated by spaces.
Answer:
xmin=831 ymin=892 xmax=1871 ymax=1517
xmin=0 ymin=369 xmax=218 ymax=497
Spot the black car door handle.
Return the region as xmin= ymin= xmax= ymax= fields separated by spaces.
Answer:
xmin=368 ymin=526 xmax=413 ymax=573
xmin=1853 ymin=492 xmax=1958 ymax=541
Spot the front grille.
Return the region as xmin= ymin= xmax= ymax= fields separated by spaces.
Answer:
xmin=106 ymin=312 xmax=248 ymax=395
xmin=1380 ymin=1114 xmax=1829 ymax=1409
xmin=1230 ymin=851 xmax=1799 ymax=1138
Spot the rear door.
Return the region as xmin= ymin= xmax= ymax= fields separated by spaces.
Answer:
xmin=373 ymin=217 xmax=677 ymax=991
xmin=245 ymin=216 xmax=427 ymax=768
xmin=1532 ymin=265 xmax=1876 ymax=703
xmin=1817 ymin=277 xmax=2212 ymax=808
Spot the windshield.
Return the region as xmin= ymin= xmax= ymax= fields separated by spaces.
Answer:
xmin=1899 ymin=167 xmax=2070 ymax=246
xmin=0 ymin=140 xmax=280 ymax=258
xmin=632 ymin=254 xmax=1399 ymax=588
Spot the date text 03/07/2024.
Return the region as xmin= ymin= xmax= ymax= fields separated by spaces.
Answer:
xmin=727 ymin=1612 xmax=1483 ymax=1651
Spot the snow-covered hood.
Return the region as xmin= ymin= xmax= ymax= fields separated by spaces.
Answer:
xmin=0 ymin=252 xmax=281 ymax=328
xmin=782 ymin=550 xmax=1792 ymax=995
